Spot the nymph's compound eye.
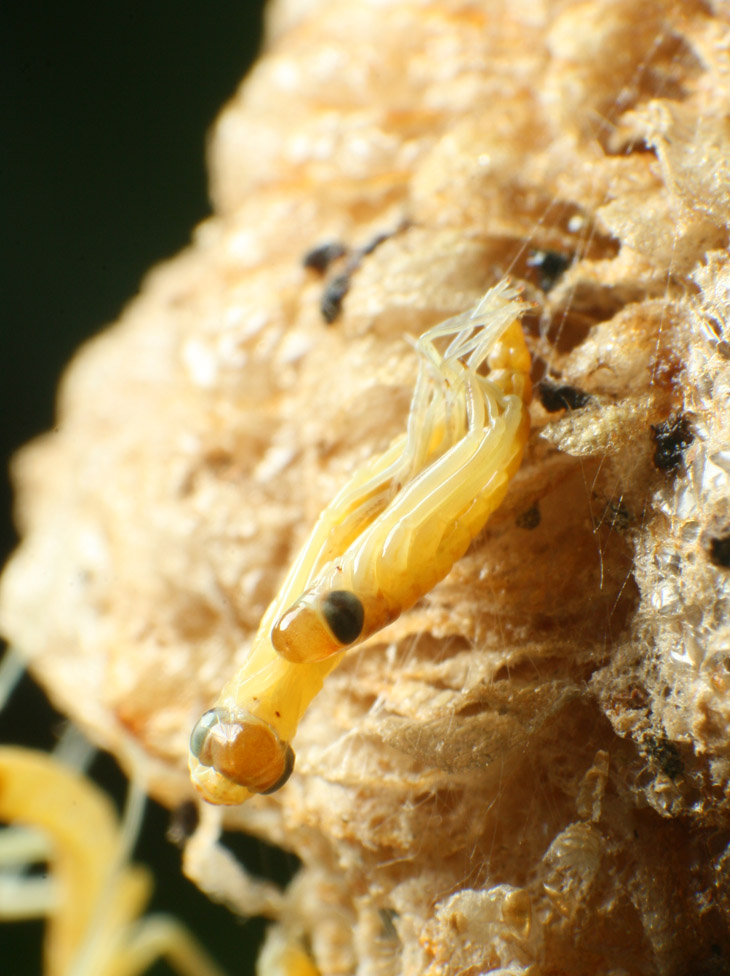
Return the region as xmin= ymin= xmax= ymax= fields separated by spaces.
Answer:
xmin=272 ymin=588 xmax=365 ymax=663
xmin=189 ymin=707 xmax=295 ymax=795
xmin=189 ymin=708 xmax=222 ymax=764
xmin=260 ymin=744 xmax=295 ymax=794
xmin=321 ymin=589 xmax=364 ymax=645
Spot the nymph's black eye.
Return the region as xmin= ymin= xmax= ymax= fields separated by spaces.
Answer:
xmin=190 ymin=707 xmax=224 ymax=763
xmin=321 ymin=589 xmax=365 ymax=645
xmin=260 ymin=744 xmax=296 ymax=794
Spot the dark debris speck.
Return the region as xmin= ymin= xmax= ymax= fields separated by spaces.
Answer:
xmin=605 ymin=501 xmax=632 ymax=532
xmin=646 ymin=737 xmax=684 ymax=780
xmin=302 ymin=240 xmax=347 ymax=274
xmin=167 ymin=800 xmax=199 ymax=846
xmin=709 ymin=535 xmax=730 ymax=569
xmin=651 ymin=414 xmax=694 ymax=471
xmin=378 ymin=907 xmax=400 ymax=941
xmin=537 ymin=378 xmax=592 ymax=412
xmin=360 ymin=231 xmax=390 ymax=257
xmin=320 ymin=272 xmax=352 ymax=324
xmin=516 ymin=504 xmax=541 ymax=530
xmin=314 ymin=224 xmax=405 ymax=324
xmin=526 ymin=248 xmax=572 ymax=292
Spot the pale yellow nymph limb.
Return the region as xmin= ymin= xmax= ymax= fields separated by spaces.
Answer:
xmin=272 ymin=281 xmax=532 ymax=663
xmin=189 ymin=280 xmax=531 ymax=805
xmin=0 ymin=746 xmax=226 ymax=976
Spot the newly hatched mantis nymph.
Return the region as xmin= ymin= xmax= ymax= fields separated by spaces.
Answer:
xmin=189 ymin=280 xmax=532 ymax=805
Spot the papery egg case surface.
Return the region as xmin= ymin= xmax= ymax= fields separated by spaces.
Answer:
xmin=1 ymin=1 xmax=729 ymax=974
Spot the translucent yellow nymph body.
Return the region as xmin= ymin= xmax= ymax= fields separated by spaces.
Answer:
xmin=189 ymin=280 xmax=531 ymax=805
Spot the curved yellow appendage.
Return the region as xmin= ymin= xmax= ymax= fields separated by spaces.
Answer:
xmin=272 ymin=284 xmax=532 ymax=663
xmin=0 ymin=746 xmax=226 ymax=976
xmin=189 ymin=280 xmax=531 ymax=805
xmin=256 ymin=927 xmax=321 ymax=976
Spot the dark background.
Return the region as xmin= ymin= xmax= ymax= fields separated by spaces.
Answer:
xmin=0 ymin=4 xmax=300 ymax=973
